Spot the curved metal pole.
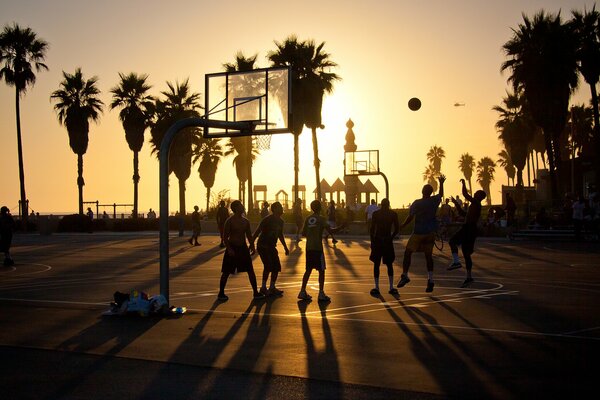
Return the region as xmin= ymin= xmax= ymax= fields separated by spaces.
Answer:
xmin=160 ymin=118 xmax=251 ymax=304
xmin=378 ymin=172 xmax=389 ymax=201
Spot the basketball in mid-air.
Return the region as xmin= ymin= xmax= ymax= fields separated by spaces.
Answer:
xmin=408 ymin=97 xmax=421 ymax=111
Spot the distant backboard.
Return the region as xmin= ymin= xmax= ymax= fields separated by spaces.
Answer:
xmin=204 ymin=67 xmax=291 ymax=138
xmin=344 ymin=150 xmax=379 ymax=176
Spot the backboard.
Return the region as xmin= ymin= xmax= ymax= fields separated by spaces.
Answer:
xmin=204 ymin=67 xmax=291 ymax=138
xmin=344 ymin=150 xmax=379 ymax=176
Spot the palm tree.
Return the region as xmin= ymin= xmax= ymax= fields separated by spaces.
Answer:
xmin=109 ymin=72 xmax=153 ymax=219
xmin=149 ymin=79 xmax=202 ymax=235
xmin=50 ymin=68 xmax=103 ymax=215
xmin=502 ymin=11 xmax=580 ymax=200
xmin=422 ymin=164 xmax=438 ymax=192
xmin=0 ymin=23 xmax=48 ymax=226
xmin=476 ymin=157 xmax=496 ymax=206
xmin=571 ymin=6 xmax=600 ymax=188
xmin=194 ymin=139 xmax=223 ymax=213
xmin=497 ymin=149 xmax=516 ymax=185
xmin=224 ymin=138 xmax=259 ymax=203
xmin=493 ymin=89 xmax=535 ymax=188
xmin=268 ymin=36 xmax=340 ymax=202
xmin=268 ymin=36 xmax=309 ymax=204
xmin=223 ymin=52 xmax=259 ymax=210
xmin=426 ymin=145 xmax=445 ymax=173
xmin=302 ymin=40 xmax=340 ymax=202
xmin=458 ymin=153 xmax=475 ymax=195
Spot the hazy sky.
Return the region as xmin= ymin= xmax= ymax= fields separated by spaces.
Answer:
xmin=0 ymin=0 xmax=596 ymax=214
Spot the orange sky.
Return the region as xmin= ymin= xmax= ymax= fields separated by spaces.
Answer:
xmin=0 ymin=0 xmax=595 ymax=215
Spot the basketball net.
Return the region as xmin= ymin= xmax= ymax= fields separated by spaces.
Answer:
xmin=256 ymin=134 xmax=272 ymax=151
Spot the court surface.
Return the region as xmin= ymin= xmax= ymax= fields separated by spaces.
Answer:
xmin=1 ymin=233 xmax=599 ymax=399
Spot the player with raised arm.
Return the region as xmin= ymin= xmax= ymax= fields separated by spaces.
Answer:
xmin=447 ymin=179 xmax=487 ymax=288
xmin=397 ymin=175 xmax=446 ymax=293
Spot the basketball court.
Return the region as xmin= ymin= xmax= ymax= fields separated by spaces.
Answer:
xmin=1 ymin=233 xmax=599 ymax=398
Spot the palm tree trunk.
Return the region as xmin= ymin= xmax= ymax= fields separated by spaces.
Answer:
xmin=467 ymin=178 xmax=473 ymax=196
xmin=77 ymin=154 xmax=84 ymax=215
xmin=247 ymin=136 xmax=253 ymax=213
xmin=206 ymin=187 xmax=211 ymax=214
xmin=133 ymin=151 xmax=140 ymax=219
xmin=294 ymin=132 xmax=299 ymax=205
xmin=484 ymin=183 xmax=492 ymax=206
xmin=238 ymin=181 xmax=242 ymax=202
xmin=544 ymin=133 xmax=558 ymax=201
xmin=178 ymin=178 xmax=186 ymax=237
xmin=15 ymin=89 xmax=28 ymax=229
xmin=311 ymin=128 xmax=321 ymax=201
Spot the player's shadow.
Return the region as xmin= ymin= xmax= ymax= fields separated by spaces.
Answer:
xmin=324 ymin=245 xmax=359 ymax=277
xmin=297 ymin=300 xmax=342 ymax=399
xmin=377 ymin=297 xmax=499 ymax=398
xmin=138 ymin=298 xmax=273 ymax=399
xmin=46 ymin=315 xmax=160 ymax=400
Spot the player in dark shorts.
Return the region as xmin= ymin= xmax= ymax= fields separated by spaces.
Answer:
xmin=252 ymin=202 xmax=290 ymax=296
xmin=188 ymin=205 xmax=201 ymax=246
xmin=298 ymin=200 xmax=342 ymax=302
xmin=216 ymin=200 xmax=229 ymax=248
xmin=448 ymin=179 xmax=487 ymax=288
xmin=218 ymin=200 xmax=265 ymax=301
xmin=1 ymin=206 xmax=16 ymax=266
xmin=369 ymin=198 xmax=400 ymax=296
xmin=397 ymin=175 xmax=445 ymax=293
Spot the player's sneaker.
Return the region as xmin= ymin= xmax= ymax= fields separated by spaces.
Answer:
xmin=268 ymin=287 xmax=284 ymax=296
xmin=426 ymin=280 xmax=435 ymax=293
xmin=259 ymin=286 xmax=268 ymax=296
xmin=217 ymin=293 xmax=229 ymax=301
xmin=397 ymin=274 xmax=411 ymax=288
xmin=370 ymin=288 xmax=380 ymax=296
xmin=447 ymin=262 xmax=462 ymax=271
xmin=318 ymin=292 xmax=331 ymax=302
xmin=460 ymin=278 xmax=474 ymax=288
xmin=388 ymin=288 xmax=399 ymax=295
xmin=253 ymin=292 xmax=266 ymax=300
xmin=297 ymin=290 xmax=312 ymax=300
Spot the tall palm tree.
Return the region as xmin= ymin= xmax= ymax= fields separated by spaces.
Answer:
xmin=458 ymin=153 xmax=475 ymax=195
xmin=497 ymin=149 xmax=516 ymax=185
xmin=224 ymin=138 xmax=259 ymax=203
xmin=300 ymin=40 xmax=340 ymax=202
xmin=268 ymin=36 xmax=340 ymax=202
xmin=149 ymin=79 xmax=202 ymax=235
xmin=0 ymin=23 xmax=48 ymax=226
xmin=502 ymin=10 xmax=579 ymax=200
xmin=223 ymin=52 xmax=259 ymax=210
xmin=268 ymin=36 xmax=309 ymax=204
xmin=109 ymin=72 xmax=153 ymax=219
xmin=476 ymin=157 xmax=496 ymax=206
xmin=493 ymin=89 xmax=535 ymax=188
xmin=422 ymin=164 xmax=438 ymax=192
xmin=426 ymin=145 xmax=445 ymax=173
xmin=571 ymin=6 xmax=600 ymax=188
xmin=194 ymin=139 xmax=223 ymax=213
xmin=50 ymin=68 xmax=103 ymax=215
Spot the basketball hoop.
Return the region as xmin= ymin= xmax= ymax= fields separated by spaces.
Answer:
xmin=256 ymin=134 xmax=272 ymax=150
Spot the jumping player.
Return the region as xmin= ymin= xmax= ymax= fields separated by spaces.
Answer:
xmin=298 ymin=200 xmax=342 ymax=302
xmin=369 ymin=198 xmax=399 ymax=295
xmin=397 ymin=175 xmax=446 ymax=293
xmin=448 ymin=179 xmax=487 ymax=288
xmin=218 ymin=200 xmax=265 ymax=301
xmin=252 ymin=202 xmax=290 ymax=296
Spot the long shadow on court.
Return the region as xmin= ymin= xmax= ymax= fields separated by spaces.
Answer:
xmin=377 ymin=296 xmax=494 ymax=398
xmin=298 ymin=300 xmax=342 ymax=399
xmin=139 ymin=298 xmax=274 ymax=398
xmin=44 ymin=315 xmax=160 ymax=400
xmin=324 ymin=245 xmax=359 ymax=277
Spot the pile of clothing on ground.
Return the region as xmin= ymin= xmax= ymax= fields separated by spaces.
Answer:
xmin=103 ymin=290 xmax=170 ymax=316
